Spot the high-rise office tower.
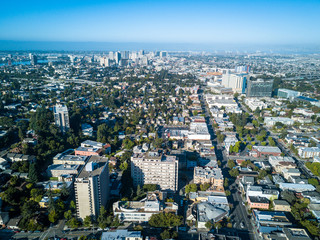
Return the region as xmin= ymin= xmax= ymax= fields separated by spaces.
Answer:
xmin=29 ymin=53 xmax=37 ymax=65
xmin=120 ymin=51 xmax=129 ymax=59
xmin=246 ymin=78 xmax=274 ymax=97
xmin=100 ymin=57 xmax=111 ymax=67
xmin=131 ymin=150 xmax=179 ymax=192
xmin=160 ymin=51 xmax=167 ymax=58
xmin=114 ymin=52 xmax=121 ymax=64
xmin=109 ymin=51 xmax=114 ymax=60
xmin=53 ymin=104 xmax=70 ymax=133
xmin=221 ymin=73 xmax=248 ymax=93
xmin=74 ymin=156 xmax=109 ymax=220
xmin=139 ymin=50 xmax=145 ymax=56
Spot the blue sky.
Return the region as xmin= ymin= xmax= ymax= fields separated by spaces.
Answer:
xmin=0 ymin=0 xmax=319 ymax=44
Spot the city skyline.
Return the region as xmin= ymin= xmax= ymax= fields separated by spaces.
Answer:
xmin=1 ymin=0 xmax=320 ymax=47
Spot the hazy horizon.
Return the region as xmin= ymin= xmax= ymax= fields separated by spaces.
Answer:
xmin=1 ymin=40 xmax=320 ymax=53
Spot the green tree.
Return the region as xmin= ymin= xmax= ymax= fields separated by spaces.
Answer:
xmin=200 ymin=183 xmax=211 ymax=191
xmin=160 ymin=229 xmax=172 ymax=240
xmin=148 ymin=213 xmax=182 ymax=228
xmin=185 ymin=183 xmax=197 ymax=193
xmin=217 ymin=134 xmax=226 ymax=143
xmin=18 ymin=127 xmax=24 ymax=141
xmin=123 ymin=137 xmax=135 ymax=149
xmin=214 ymin=222 xmax=222 ymax=229
xmin=83 ymin=216 xmax=92 ymax=227
xmin=258 ymin=169 xmax=268 ymax=179
xmin=229 ymin=168 xmax=239 ymax=178
xmin=97 ymin=206 xmax=109 ymax=229
xmin=21 ymin=200 xmax=38 ymax=219
xmin=229 ymin=145 xmax=233 ymax=154
xmin=48 ymin=210 xmax=59 ymax=223
xmin=143 ymin=184 xmax=158 ymax=192
xmin=64 ymin=210 xmax=72 ymax=220
xmin=70 ymin=200 xmax=76 ymax=210
xmin=29 ymin=163 xmax=39 ymax=183
xmin=227 ymin=160 xmax=235 ymax=169
xmin=119 ymin=161 xmax=128 ymax=171
xmin=66 ymin=217 xmax=81 ymax=228
xmin=205 ymin=221 xmax=213 ymax=230
xmin=308 ymin=178 xmax=319 ymax=186
xmin=224 ymin=178 xmax=229 ymax=188
xmin=252 ymin=120 xmax=259 ymax=128
xmin=60 ymin=181 xmax=69 ymax=199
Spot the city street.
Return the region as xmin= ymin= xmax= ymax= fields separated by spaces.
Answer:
xmin=201 ymin=90 xmax=256 ymax=240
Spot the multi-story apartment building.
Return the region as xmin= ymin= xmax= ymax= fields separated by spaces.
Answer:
xmin=74 ymin=156 xmax=109 ymax=220
xmin=131 ymin=150 xmax=178 ymax=192
xmin=53 ymin=104 xmax=70 ymax=133
xmin=298 ymin=147 xmax=320 ymax=158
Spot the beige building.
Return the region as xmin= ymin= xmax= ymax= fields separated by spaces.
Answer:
xmin=273 ymin=200 xmax=291 ymax=212
xmin=193 ymin=167 xmax=223 ymax=187
xmin=131 ymin=150 xmax=178 ymax=192
xmin=74 ymin=156 xmax=109 ymax=220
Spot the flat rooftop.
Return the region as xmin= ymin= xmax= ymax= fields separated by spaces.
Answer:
xmin=77 ymin=155 xmax=108 ymax=179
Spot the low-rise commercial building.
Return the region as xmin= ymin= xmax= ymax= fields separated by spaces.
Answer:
xmin=101 ymin=230 xmax=143 ymax=240
xmin=273 ymin=200 xmax=291 ymax=212
xmin=251 ymin=146 xmax=281 ymax=158
xmin=264 ymin=117 xmax=294 ymax=127
xmin=247 ymin=185 xmax=279 ymax=200
xmin=247 ymin=196 xmax=269 ymax=210
xmin=193 ymin=167 xmax=223 ymax=187
xmin=262 ymin=228 xmax=311 ymax=240
xmin=253 ymin=210 xmax=292 ymax=235
xmin=279 ymin=183 xmax=316 ymax=192
xmin=53 ymin=154 xmax=88 ymax=165
xmin=47 ymin=164 xmax=80 ymax=178
xmin=277 ymin=88 xmax=301 ymax=99
xmin=113 ymin=192 xmax=178 ymax=222
xmin=75 ymin=140 xmax=111 ymax=156
xmin=197 ymin=202 xmax=229 ymax=229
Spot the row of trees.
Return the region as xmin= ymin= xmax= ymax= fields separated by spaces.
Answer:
xmin=185 ymin=183 xmax=211 ymax=194
xmin=281 ymin=191 xmax=320 ymax=237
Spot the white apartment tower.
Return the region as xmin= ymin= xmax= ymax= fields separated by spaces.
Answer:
xmin=131 ymin=151 xmax=179 ymax=192
xmin=53 ymin=104 xmax=70 ymax=133
xmin=74 ymin=156 xmax=109 ymax=220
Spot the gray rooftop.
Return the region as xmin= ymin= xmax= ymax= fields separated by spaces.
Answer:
xmin=77 ymin=155 xmax=108 ymax=179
